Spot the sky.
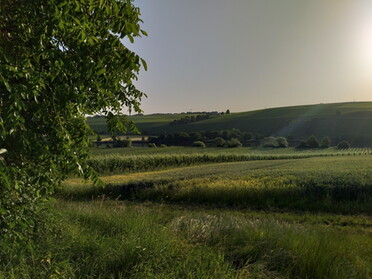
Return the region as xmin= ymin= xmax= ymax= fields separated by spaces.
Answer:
xmin=125 ymin=0 xmax=372 ymax=114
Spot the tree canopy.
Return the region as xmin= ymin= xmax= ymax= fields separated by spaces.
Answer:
xmin=0 ymin=0 xmax=146 ymax=239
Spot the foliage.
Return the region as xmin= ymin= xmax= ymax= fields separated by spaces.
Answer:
xmin=213 ymin=137 xmax=226 ymax=147
xmin=276 ymin=137 xmax=288 ymax=148
xmin=149 ymin=129 xmax=256 ymax=147
xmin=87 ymin=102 xmax=372 ymax=146
xmin=306 ymin=135 xmax=320 ymax=148
xmin=321 ymin=136 xmax=331 ymax=148
xmin=261 ymin=137 xmax=288 ymax=148
xmin=192 ymin=141 xmax=206 ymax=148
xmin=0 ymin=0 xmax=146 ymax=240
xmin=297 ymin=135 xmax=320 ymax=149
xmin=113 ymin=139 xmax=132 ymax=148
xmin=337 ymin=140 xmax=351 ymax=150
xmin=261 ymin=137 xmax=279 ymax=148
xmin=226 ymin=138 xmax=242 ymax=148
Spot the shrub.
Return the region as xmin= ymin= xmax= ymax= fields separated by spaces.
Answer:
xmin=337 ymin=140 xmax=350 ymax=149
xmin=148 ymin=143 xmax=157 ymax=148
xmin=296 ymin=140 xmax=307 ymax=149
xmin=320 ymin=137 xmax=331 ymax=148
xmin=160 ymin=144 xmax=167 ymax=148
xmin=261 ymin=137 xmax=279 ymax=148
xmin=192 ymin=141 xmax=206 ymax=148
xmin=306 ymin=135 xmax=319 ymax=149
xmin=226 ymin=138 xmax=242 ymax=148
xmin=276 ymin=137 xmax=288 ymax=148
xmin=213 ymin=137 xmax=226 ymax=147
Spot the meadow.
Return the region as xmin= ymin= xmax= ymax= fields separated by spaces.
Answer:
xmin=2 ymin=150 xmax=371 ymax=278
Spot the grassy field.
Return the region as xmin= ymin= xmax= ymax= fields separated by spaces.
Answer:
xmin=89 ymin=146 xmax=372 ymax=174
xmin=2 ymin=154 xmax=370 ymax=278
xmin=87 ymin=102 xmax=372 ymax=145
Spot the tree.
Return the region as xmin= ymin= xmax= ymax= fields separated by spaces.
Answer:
xmin=337 ymin=140 xmax=350 ymax=150
xmin=276 ymin=137 xmax=288 ymax=148
xmin=192 ymin=141 xmax=206 ymax=148
xmin=226 ymin=138 xmax=242 ymax=148
xmin=213 ymin=137 xmax=226 ymax=147
xmin=261 ymin=137 xmax=279 ymax=148
xmin=0 ymin=0 xmax=146 ymax=240
xmin=320 ymin=137 xmax=331 ymax=148
xmin=305 ymin=135 xmax=320 ymax=149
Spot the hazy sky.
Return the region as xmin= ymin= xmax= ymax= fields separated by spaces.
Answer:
xmin=126 ymin=0 xmax=372 ymax=114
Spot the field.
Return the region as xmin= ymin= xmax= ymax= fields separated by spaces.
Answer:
xmin=89 ymin=146 xmax=372 ymax=174
xmin=2 ymin=148 xmax=371 ymax=278
xmin=87 ymin=102 xmax=372 ymax=145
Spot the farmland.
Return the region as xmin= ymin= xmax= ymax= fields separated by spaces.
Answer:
xmin=88 ymin=102 xmax=372 ymax=146
xmin=89 ymin=146 xmax=372 ymax=174
xmin=2 ymin=149 xmax=371 ymax=278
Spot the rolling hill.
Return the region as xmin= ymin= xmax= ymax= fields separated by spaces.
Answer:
xmin=88 ymin=102 xmax=372 ymax=146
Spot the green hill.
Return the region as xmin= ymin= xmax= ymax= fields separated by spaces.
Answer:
xmin=88 ymin=102 xmax=372 ymax=145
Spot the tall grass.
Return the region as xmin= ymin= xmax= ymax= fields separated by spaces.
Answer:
xmin=61 ymin=174 xmax=372 ymax=214
xmin=1 ymin=201 xmax=370 ymax=278
xmin=88 ymin=152 xmax=364 ymax=174
xmin=0 ymin=202 xmax=237 ymax=279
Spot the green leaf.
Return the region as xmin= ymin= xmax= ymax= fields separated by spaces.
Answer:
xmin=97 ymin=67 xmax=106 ymax=75
xmin=140 ymin=58 xmax=147 ymax=71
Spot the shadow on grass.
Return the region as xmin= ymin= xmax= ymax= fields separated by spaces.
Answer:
xmin=58 ymin=177 xmax=372 ymax=215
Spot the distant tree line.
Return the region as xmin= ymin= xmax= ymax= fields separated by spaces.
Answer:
xmin=147 ymin=131 xmax=352 ymax=149
xmin=148 ymin=129 xmax=263 ymax=147
xmin=170 ymin=114 xmax=210 ymax=125
xmin=296 ymin=135 xmax=350 ymax=149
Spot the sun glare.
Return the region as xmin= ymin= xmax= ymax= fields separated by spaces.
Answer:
xmin=354 ymin=7 xmax=372 ymax=82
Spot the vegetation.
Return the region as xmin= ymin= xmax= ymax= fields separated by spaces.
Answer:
xmin=338 ymin=140 xmax=351 ymax=149
xmin=321 ymin=136 xmax=331 ymax=148
xmin=0 ymin=0 xmax=145 ymax=240
xmin=192 ymin=141 xmax=206 ymax=148
xmin=2 ymin=155 xmax=371 ymax=278
xmin=276 ymin=137 xmax=288 ymax=148
xmin=226 ymin=138 xmax=243 ymax=148
xmin=88 ymin=102 xmax=372 ymax=146
xmin=170 ymin=114 xmax=211 ymax=125
xmin=86 ymin=147 xmax=371 ymax=174
xmin=148 ymin=129 xmax=257 ymax=147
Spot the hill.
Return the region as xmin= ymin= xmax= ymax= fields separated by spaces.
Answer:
xmin=88 ymin=102 xmax=372 ymax=146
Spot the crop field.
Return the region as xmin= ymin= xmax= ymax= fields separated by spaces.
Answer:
xmin=3 ymin=153 xmax=370 ymax=278
xmin=89 ymin=146 xmax=372 ymax=174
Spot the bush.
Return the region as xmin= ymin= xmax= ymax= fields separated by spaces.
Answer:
xmin=160 ymin=144 xmax=167 ymax=148
xmin=337 ymin=140 xmax=350 ymax=149
xmin=148 ymin=143 xmax=157 ymax=148
xmin=192 ymin=141 xmax=206 ymax=148
xmin=261 ymin=137 xmax=279 ymax=148
xmin=320 ymin=137 xmax=331 ymax=148
xmin=296 ymin=140 xmax=307 ymax=149
xmin=213 ymin=137 xmax=226 ymax=147
xmin=306 ymin=135 xmax=319 ymax=149
xmin=276 ymin=137 xmax=288 ymax=148
xmin=226 ymin=138 xmax=242 ymax=148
